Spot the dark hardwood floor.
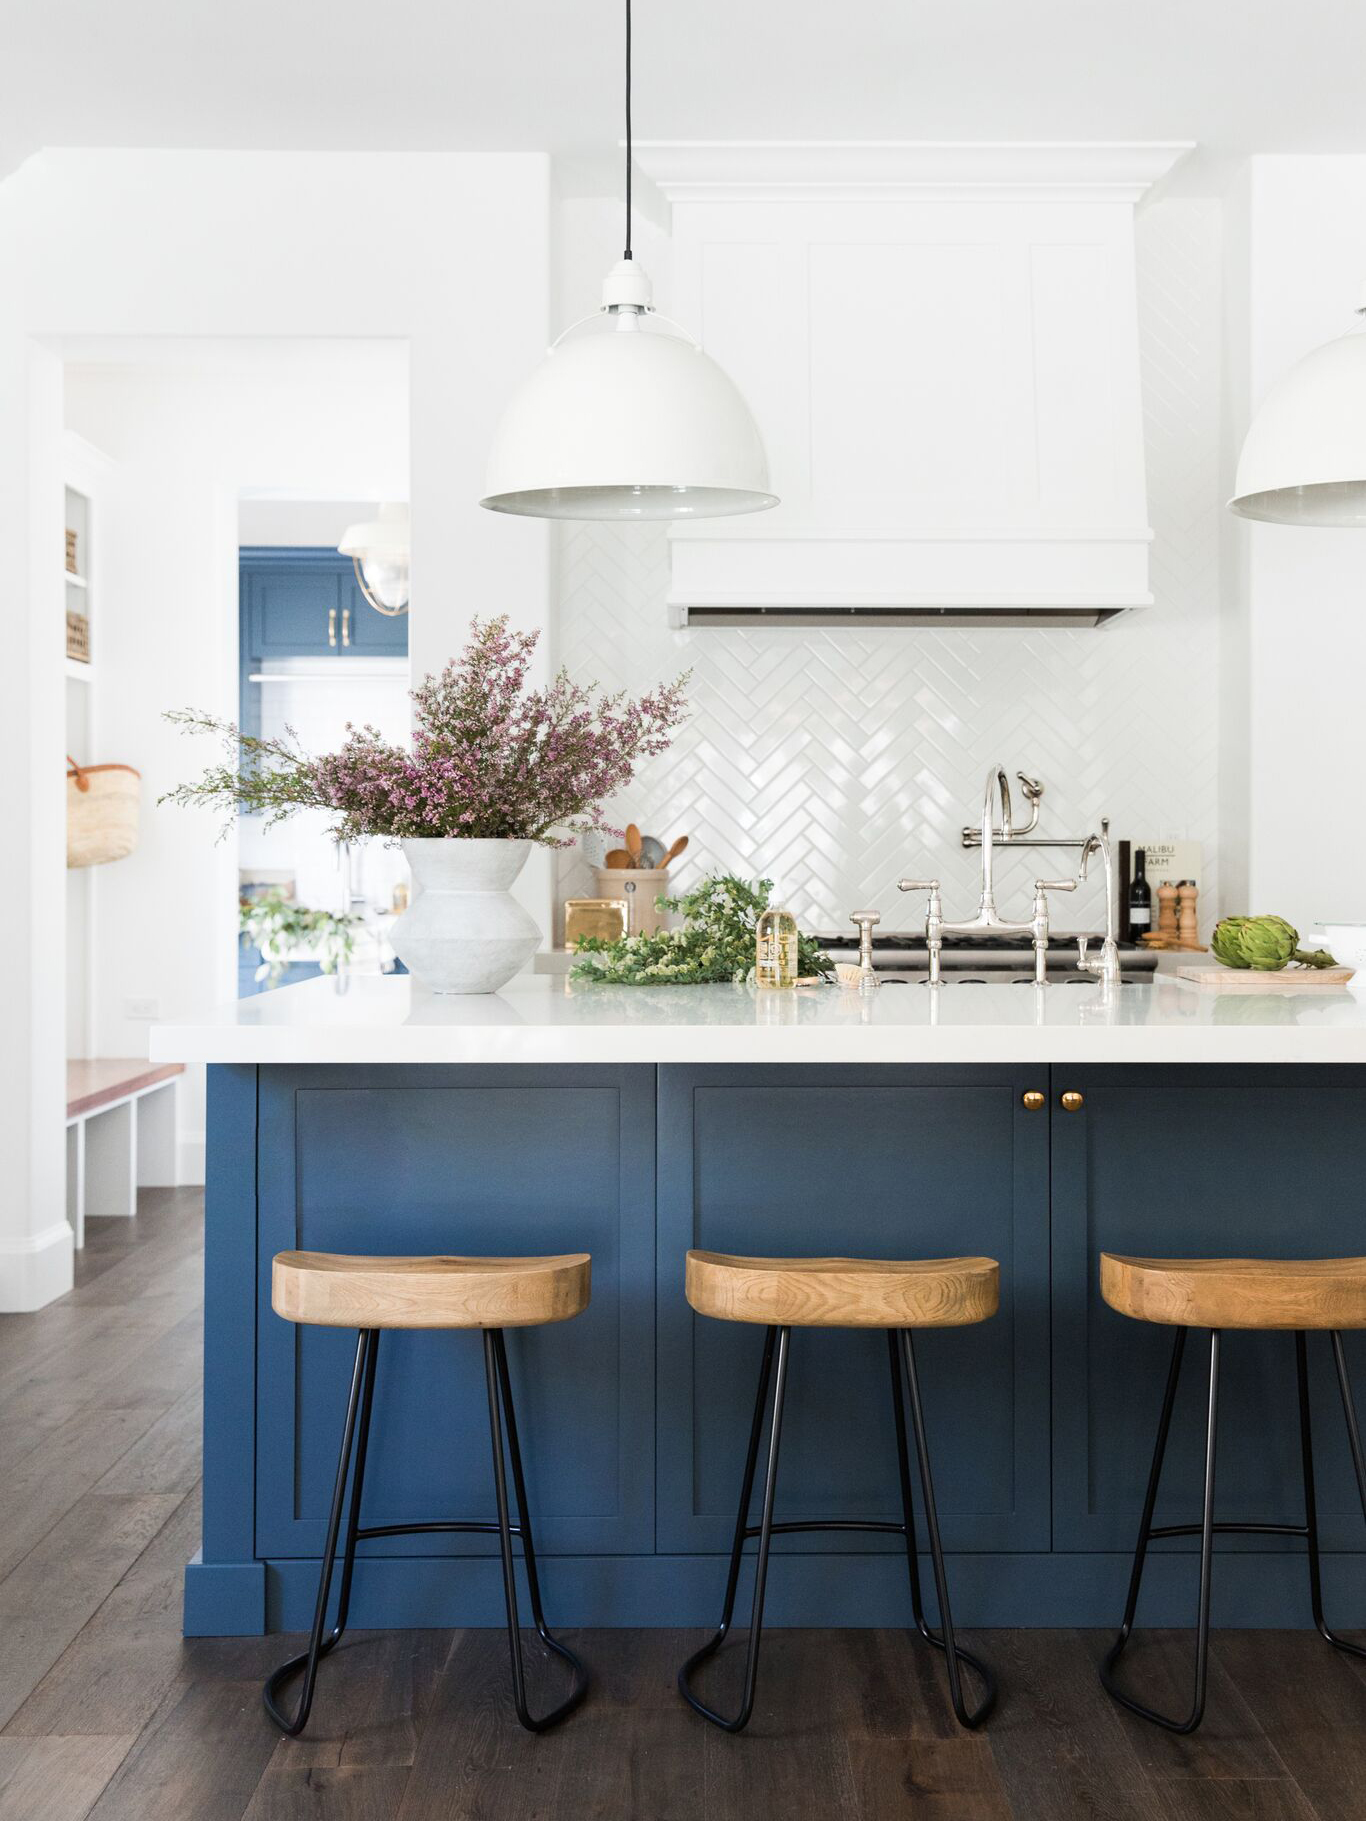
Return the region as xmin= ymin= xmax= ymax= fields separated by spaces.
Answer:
xmin=3 ymin=1190 xmax=1365 ymax=1819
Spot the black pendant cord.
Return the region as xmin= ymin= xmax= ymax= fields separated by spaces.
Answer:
xmin=623 ymin=0 xmax=633 ymax=260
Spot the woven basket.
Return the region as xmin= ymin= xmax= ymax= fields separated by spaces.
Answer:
xmin=67 ymin=756 xmax=141 ymax=869
xmin=66 ymin=610 xmax=90 ymax=663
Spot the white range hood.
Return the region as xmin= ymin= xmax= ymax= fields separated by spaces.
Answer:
xmin=634 ymin=142 xmax=1192 ymax=627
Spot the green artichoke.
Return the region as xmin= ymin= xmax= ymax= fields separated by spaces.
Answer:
xmin=1211 ymin=914 xmax=1336 ymax=971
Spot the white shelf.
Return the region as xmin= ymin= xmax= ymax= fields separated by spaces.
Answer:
xmin=65 ymin=571 xmax=88 ymax=590
xmin=65 ymin=659 xmax=94 ymax=684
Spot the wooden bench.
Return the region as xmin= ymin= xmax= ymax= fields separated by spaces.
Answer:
xmin=66 ymin=1059 xmax=184 ymax=1249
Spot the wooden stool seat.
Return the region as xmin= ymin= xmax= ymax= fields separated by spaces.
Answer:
xmin=1101 ymin=1253 xmax=1366 ymax=1332
xmin=272 ymin=1250 xmax=591 ymax=1331
xmin=685 ymin=1250 xmax=999 ymax=1329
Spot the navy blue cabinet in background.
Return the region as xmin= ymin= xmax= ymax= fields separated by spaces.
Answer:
xmin=236 ymin=549 xmax=409 ymax=995
xmin=240 ymin=547 xmax=408 ymax=664
xmin=239 ymin=547 xmax=408 ymax=738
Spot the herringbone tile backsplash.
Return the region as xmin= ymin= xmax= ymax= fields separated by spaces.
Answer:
xmin=555 ymin=200 xmax=1221 ymax=944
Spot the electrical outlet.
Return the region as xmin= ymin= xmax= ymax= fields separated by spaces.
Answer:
xmin=124 ymin=996 xmax=159 ymax=1020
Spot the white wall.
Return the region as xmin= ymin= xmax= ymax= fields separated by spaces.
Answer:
xmin=1241 ymin=157 xmax=1366 ymax=932
xmin=0 ymin=149 xmax=551 ymax=1305
xmin=238 ymin=500 xmax=377 ymax=547
xmin=1217 ymin=164 xmax=1252 ymax=917
xmin=63 ymin=343 xmax=411 ymax=1179
xmin=0 ymin=334 xmax=70 ymax=1308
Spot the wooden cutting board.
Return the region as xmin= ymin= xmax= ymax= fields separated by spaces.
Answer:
xmin=1176 ymin=963 xmax=1356 ymax=991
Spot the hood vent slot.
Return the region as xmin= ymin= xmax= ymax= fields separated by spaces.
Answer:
xmin=672 ymin=602 xmax=1127 ymax=630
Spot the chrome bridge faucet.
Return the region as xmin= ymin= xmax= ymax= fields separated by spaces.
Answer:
xmin=899 ymin=765 xmax=1121 ymax=986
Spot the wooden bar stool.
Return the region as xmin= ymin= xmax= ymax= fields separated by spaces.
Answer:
xmin=263 ymin=1250 xmax=592 ymax=1737
xmin=678 ymin=1249 xmax=1000 ymax=1733
xmin=1099 ymin=1252 xmax=1366 ymax=1734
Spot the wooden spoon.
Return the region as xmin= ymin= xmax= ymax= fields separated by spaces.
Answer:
xmin=660 ymin=835 xmax=689 ymax=868
xmin=625 ymin=823 xmax=644 ymax=867
xmin=604 ymin=850 xmax=634 ymax=869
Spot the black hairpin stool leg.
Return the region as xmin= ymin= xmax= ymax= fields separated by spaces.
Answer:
xmin=678 ymin=1325 xmax=790 ymax=1732
xmin=1300 ymin=1331 xmax=1366 ymax=1660
xmin=1101 ymin=1327 xmax=1220 ymax=1734
xmin=889 ymin=1329 xmax=996 ymax=1727
xmin=264 ymin=1327 xmax=380 ymax=1735
xmin=484 ymin=1328 xmax=589 ymax=1732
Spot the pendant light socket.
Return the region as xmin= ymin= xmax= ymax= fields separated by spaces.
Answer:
xmin=602 ymin=258 xmax=653 ymax=310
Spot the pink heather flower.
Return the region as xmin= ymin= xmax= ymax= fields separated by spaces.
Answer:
xmin=166 ymin=614 xmax=689 ymax=848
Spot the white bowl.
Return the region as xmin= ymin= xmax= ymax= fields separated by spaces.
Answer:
xmin=1316 ymin=923 xmax=1366 ymax=971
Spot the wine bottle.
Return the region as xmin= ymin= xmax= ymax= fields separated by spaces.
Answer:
xmin=1128 ymin=847 xmax=1152 ymax=937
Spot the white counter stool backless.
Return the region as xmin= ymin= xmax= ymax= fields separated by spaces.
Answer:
xmin=678 ymin=1249 xmax=1000 ymax=1733
xmin=263 ymin=1249 xmax=592 ymax=1737
xmin=1099 ymin=1252 xmax=1366 ymax=1734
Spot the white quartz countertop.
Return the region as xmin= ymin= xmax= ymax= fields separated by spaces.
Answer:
xmin=149 ymin=972 xmax=1366 ymax=1066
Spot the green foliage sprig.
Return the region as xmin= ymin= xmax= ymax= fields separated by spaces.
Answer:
xmin=570 ymin=875 xmax=832 ymax=986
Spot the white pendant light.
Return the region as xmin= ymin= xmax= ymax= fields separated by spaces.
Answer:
xmin=480 ymin=1 xmax=777 ymax=523
xmin=338 ymin=502 xmax=410 ymax=615
xmin=1230 ymin=296 xmax=1366 ymax=525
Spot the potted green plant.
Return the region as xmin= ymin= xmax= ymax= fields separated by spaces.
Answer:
xmin=239 ymin=892 xmax=360 ymax=989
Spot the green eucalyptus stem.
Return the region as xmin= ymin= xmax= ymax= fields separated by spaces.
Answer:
xmin=570 ymin=874 xmax=832 ymax=986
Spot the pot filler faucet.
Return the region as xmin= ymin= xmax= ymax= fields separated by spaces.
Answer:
xmin=897 ymin=766 xmax=1121 ymax=987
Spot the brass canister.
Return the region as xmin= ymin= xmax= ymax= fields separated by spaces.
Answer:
xmin=564 ymin=898 xmax=630 ymax=948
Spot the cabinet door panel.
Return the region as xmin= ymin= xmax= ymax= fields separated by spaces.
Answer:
xmin=657 ymin=1065 xmax=1050 ymax=1555
xmin=1052 ymin=1065 xmax=1366 ymax=1552
xmin=344 ymin=571 xmax=409 ymax=653
xmin=256 ymin=1064 xmax=655 ymax=1558
xmin=246 ymin=566 xmax=343 ymax=657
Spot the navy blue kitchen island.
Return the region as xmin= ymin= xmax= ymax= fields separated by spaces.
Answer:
xmin=159 ymin=977 xmax=1366 ymax=1636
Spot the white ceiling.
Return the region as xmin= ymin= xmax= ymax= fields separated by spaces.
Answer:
xmin=6 ymin=0 xmax=1366 ymax=191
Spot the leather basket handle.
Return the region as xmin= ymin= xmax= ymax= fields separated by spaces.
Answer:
xmin=67 ymin=755 xmax=90 ymax=793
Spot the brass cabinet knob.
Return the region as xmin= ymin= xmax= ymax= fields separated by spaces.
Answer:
xmin=1060 ymin=1090 xmax=1085 ymax=1112
xmin=1021 ymin=1090 xmax=1046 ymax=1111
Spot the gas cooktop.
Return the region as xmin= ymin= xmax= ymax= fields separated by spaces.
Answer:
xmin=815 ymin=929 xmax=1158 ymax=976
xmin=816 ymin=930 xmax=1150 ymax=953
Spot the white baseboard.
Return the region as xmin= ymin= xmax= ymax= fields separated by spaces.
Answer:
xmin=176 ymin=1136 xmax=206 ymax=1187
xmin=0 ymin=1221 xmax=74 ymax=1312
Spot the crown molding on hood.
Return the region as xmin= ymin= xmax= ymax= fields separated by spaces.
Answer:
xmin=632 ymin=141 xmax=1195 ymax=207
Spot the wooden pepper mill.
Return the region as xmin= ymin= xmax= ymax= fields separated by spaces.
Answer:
xmin=1156 ymin=883 xmax=1179 ymax=942
xmin=1177 ymin=880 xmax=1199 ymax=948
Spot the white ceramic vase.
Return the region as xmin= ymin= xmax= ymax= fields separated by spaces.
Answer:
xmin=391 ymin=838 xmax=541 ymax=995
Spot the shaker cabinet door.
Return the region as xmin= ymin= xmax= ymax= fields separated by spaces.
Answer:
xmin=656 ymin=1065 xmax=1051 ymax=1556
xmin=244 ymin=563 xmax=345 ymax=657
xmin=1050 ymin=1064 xmax=1366 ymax=1553
xmin=255 ymin=1064 xmax=656 ymax=1560
xmin=344 ymin=570 xmax=409 ymax=652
